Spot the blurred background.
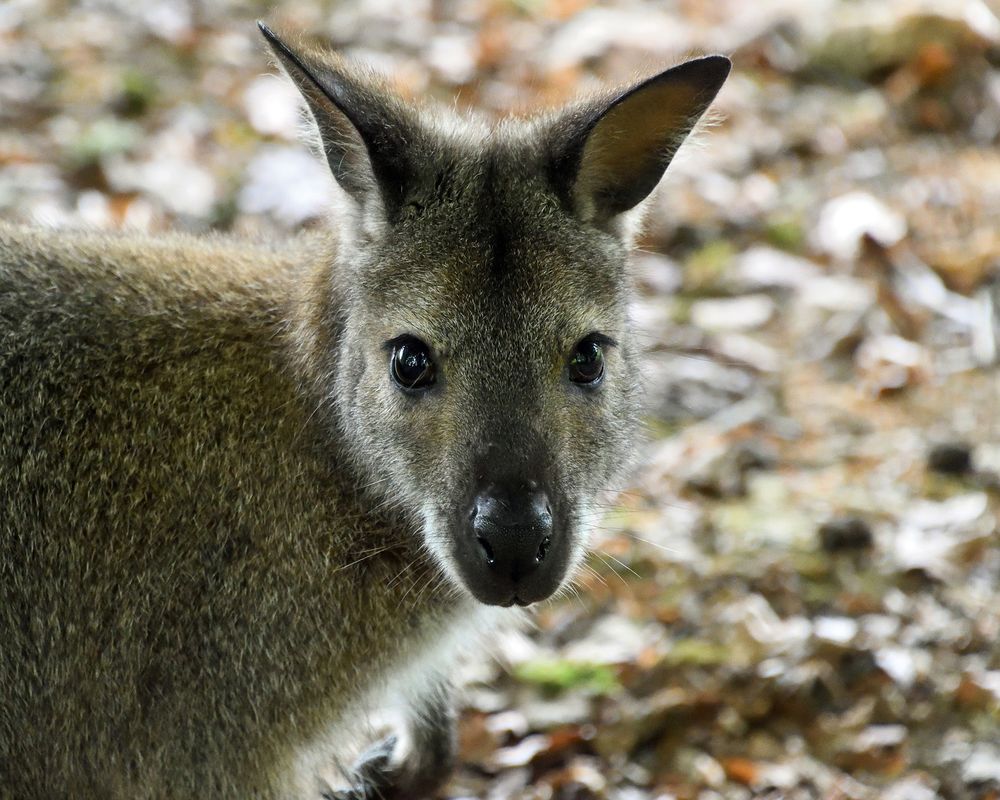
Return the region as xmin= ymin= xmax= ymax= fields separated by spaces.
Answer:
xmin=2 ymin=0 xmax=999 ymax=798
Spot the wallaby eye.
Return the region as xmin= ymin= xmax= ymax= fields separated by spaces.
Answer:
xmin=568 ymin=337 xmax=606 ymax=387
xmin=390 ymin=338 xmax=436 ymax=392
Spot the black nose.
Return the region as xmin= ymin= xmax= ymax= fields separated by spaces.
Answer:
xmin=470 ymin=485 xmax=553 ymax=587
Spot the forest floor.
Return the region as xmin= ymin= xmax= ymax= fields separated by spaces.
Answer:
xmin=2 ymin=1 xmax=999 ymax=798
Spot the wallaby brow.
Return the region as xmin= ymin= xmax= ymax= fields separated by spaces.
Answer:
xmin=382 ymin=333 xmax=432 ymax=351
xmin=575 ymin=332 xmax=618 ymax=348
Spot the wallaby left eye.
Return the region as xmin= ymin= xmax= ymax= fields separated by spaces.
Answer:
xmin=568 ymin=337 xmax=606 ymax=387
xmin=390 ymin=337 xmax=436 ymax=392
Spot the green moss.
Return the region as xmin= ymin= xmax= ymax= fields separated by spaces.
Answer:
xmin=791 ymin=551 xmax=831 ymax=580
xmin=506 ymin=0 xmax=544 ymax=14
xmin=764 ymin=216 xmax=806 ymax=252
xmin=666 ymin=638 xmax=732 ymax=666
xmin=683 ymin=240 xmax=736 ymax=293
xmin=513 ymin=659 xmax=620 ymax=695
xmin=643 ymin=416 xmax=684 ymax=440
xmin=68 ymin=118 xmax=140 ymax=167
xmin=118 ymin=70 xmax=158 ymax=117
xmin=670 ymin=295 xmax=693 ymax=324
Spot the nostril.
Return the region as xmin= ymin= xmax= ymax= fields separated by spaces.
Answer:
xmin=535 ymin=536 xmax=551 ymax=563
xmin=476 ymin=536 xmax=495 ymax=565
xmin=469 ymin=505 xmax=478 ymax=522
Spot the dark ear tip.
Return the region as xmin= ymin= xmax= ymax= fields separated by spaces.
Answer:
xmin=257 ymin=19 xmax=288 ymax=51
xmin=692 ymin=54 xmax=733 ymax=82
xmin=257 ymin=21 xmax=283 ymax=48
xmin=257 ymin=21 xmax=298 ymax=64
xmin=664 ymin=54 xmax=731 ymax=99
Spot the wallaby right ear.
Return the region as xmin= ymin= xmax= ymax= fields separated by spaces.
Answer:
xmin=257 ymin=22 xmax=420 ymax=217
xmin=549 ymin=56 xmax=731 ymax=226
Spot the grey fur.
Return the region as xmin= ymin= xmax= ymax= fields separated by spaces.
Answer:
xmin=0 ymin=25 xmax=728 ymax=799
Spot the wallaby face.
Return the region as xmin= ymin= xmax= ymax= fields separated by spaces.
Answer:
xmin=262 ymin=25 xmax=729 ymax=607
xmin=336 ymin=161 xmax=639 ymax=607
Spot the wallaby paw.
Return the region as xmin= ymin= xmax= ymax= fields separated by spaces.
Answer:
xmin=321 ymin=736 xmax=405 ymax=800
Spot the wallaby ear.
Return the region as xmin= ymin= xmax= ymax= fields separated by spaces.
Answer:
xmin=550 ymin=56 xmax=731 ymax=225
xmin=257 ymin=22 xmax=420 ymax=217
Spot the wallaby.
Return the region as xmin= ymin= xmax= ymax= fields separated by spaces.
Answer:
xmin=0 ymin=22 xmax=729 ymax=799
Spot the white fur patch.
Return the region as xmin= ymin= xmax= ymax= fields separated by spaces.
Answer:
xmin=281 ymin=601 xmax=525 ymax=796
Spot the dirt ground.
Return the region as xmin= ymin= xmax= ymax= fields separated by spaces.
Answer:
xmin=2 ymin=1 xmax=998 ymax=798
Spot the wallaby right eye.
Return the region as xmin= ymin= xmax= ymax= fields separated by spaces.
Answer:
xmin=568 ymin=334 xmax=613 ymax=387
xmin=389 ymin=337 xmax=436 ymax=392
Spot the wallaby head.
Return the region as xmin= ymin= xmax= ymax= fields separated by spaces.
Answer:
xmin=260 ymin=24 xmax=729 ymax=607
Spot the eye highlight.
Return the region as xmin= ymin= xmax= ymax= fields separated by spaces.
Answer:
xmin=388 ymin=337 xmax=436 ymax=392
xmin=568 ymin=335 xmax=609 ymax=387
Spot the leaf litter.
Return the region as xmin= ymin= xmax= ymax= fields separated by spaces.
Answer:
xmin=2 ymin=0 xmax=998 ymax=797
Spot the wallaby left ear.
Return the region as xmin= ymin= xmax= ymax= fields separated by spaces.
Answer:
xmin=550 ymin=56 xmax=731 ymax=225
xmin=257 ymin=22 xmax=425 ymax=221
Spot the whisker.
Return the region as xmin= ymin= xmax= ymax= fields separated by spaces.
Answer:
xmin=330 ymin=544 xmax=400 ymax=575
xmin=599 ymin=551 xmax=642 ymax=580
xmin=573 ymin=563 xmax=608 ymax=591
xmin=621 ymin=532 xmax=682 ymax=555
xmin=399 ymin=564 xmax=436 ymax=607
xmin=296 ymin=390 xmax=334 ymax=442
xmin=386 ymin=562 xmax=414 ymax=592
xmin=591 ymin=552 xmax=629 ymax=587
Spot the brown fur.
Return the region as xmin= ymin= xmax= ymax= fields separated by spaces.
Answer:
xmin=0 ymin=27 xmax=728 ymax=798
xmin=0 ymin=225 xmax=458 ymax=796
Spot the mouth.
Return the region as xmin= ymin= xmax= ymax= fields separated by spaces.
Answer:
xmin=467 ymin=579 xmax=561 ymax=607
xmin=498 ymin=594 xmax=534 ymax=608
